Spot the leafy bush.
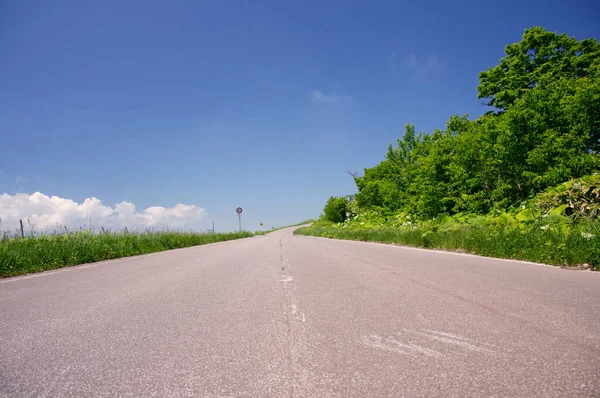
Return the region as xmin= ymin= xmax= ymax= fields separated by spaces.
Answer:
xmin=322 ymin=196 xmax=349 ymax=223
xmin=533 ymin=174 xmax=600 ymax=219
xmin=299 ymin=176 xmax=600 ymax=268
xmin=295 ymin=217 xmax=599 ymax=268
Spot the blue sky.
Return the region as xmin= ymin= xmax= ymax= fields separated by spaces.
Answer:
xmin=1 ymin=0 xmax=599 ymax=231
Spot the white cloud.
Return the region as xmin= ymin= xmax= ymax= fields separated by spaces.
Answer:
xmin=0 ymin=192 xmax=206 ymax=231
xmin=310 ymin=90 xmax=351 ymax=103
xmin=388 ymin=51 xmax=440 ymax=80
xmin=404 ymin=54 xmax=440 ymax=80
xmin=404 ymin=53 xmax=439 ymax=74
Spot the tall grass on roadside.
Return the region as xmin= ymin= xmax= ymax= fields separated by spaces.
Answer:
xmin=255 ymin=219 xmax=317 ymax=235
xmin=0 ymin=230 xmax=253 ymax=277
xmin=294 ymin=220 xmax=600 ymax=268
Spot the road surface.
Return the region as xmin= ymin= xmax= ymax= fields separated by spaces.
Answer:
xmin=1 ymin=227 xmax=599 ymax=397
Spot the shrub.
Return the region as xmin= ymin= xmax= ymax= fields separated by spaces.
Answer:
xmin=322 ymin=196 xmax=349 ymax=223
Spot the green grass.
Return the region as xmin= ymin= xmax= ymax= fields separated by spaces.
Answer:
xmin=253 ymin=219 xmax=317 ymax=235
xmin=0 ymin=230 xmax=254 ymax=278
xmin=294 ymin=221 xmax=600 ymax=269
xmin=288 ymin=219 xmax=317 ymax=227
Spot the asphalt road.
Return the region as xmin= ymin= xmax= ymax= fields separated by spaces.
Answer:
xmin=1 ymin=227 xmax=599 ymax=397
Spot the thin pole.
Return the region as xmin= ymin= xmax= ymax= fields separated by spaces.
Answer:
xmin=20 ymin=219 xmax=24 ymax=238
xmin=212 ymin=221 xmax=215 ymax=233
xmin=238 ymin=215 xmax=241 ymax=232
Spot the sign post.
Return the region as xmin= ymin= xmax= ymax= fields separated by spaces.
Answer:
xmin=236 ymin=207 xmax=243 ymax=231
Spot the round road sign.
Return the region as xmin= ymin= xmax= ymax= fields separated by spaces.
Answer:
xmin=236 ymin=207 xmax=243 ymax=215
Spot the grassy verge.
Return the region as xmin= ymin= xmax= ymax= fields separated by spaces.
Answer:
xmin=0 ymin=231 xmax=253 ymax=278
xmin=294 ymin=222 xmax=600 ymax=269
xmin=254 ymin=219 xmax=317 ymax=235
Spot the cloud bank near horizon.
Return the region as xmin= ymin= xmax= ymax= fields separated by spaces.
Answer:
xmin=0 ymin=192 xmax=206 ymax=231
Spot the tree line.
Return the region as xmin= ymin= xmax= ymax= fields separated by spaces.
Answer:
xmin=324 ymin=27 xmax=600 ymax=222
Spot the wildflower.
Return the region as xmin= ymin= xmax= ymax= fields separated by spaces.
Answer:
xmin=581 ymin=232 xmax=595 ymax=239
xmin=540 ymin=225 xmax=550 ymax=230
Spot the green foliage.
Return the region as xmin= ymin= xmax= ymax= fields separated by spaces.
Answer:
xmin=303 ymin=173 xmax=600 ymax=267
xmin=349 ymin=27 xmax=599 ymax=221
xmin=254 ymin=219 xmax=319 ymax=235
xmin=322 ymin=196 xmax=349 ymax=223
xmin=533 ymin=174 xmax=600 ymax=219
xmin=310 ymin=27 xmax=600 ymax=267
xmin=0 ymin=231 xmax=254 ymax=278
xmin=295 ymin=213 xmax=599 ymax=268
xmin=477 ymin=26 xmax=600 ymax=111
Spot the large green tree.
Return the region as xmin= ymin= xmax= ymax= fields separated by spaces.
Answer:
xmin=478 ymin=27 xmax=600 ymax=111
xmin=340 ymin=27 xmax=599 ymax=223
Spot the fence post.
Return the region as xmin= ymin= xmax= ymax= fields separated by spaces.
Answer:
xmin=20 ymin=219 xmax=24 ymax=238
